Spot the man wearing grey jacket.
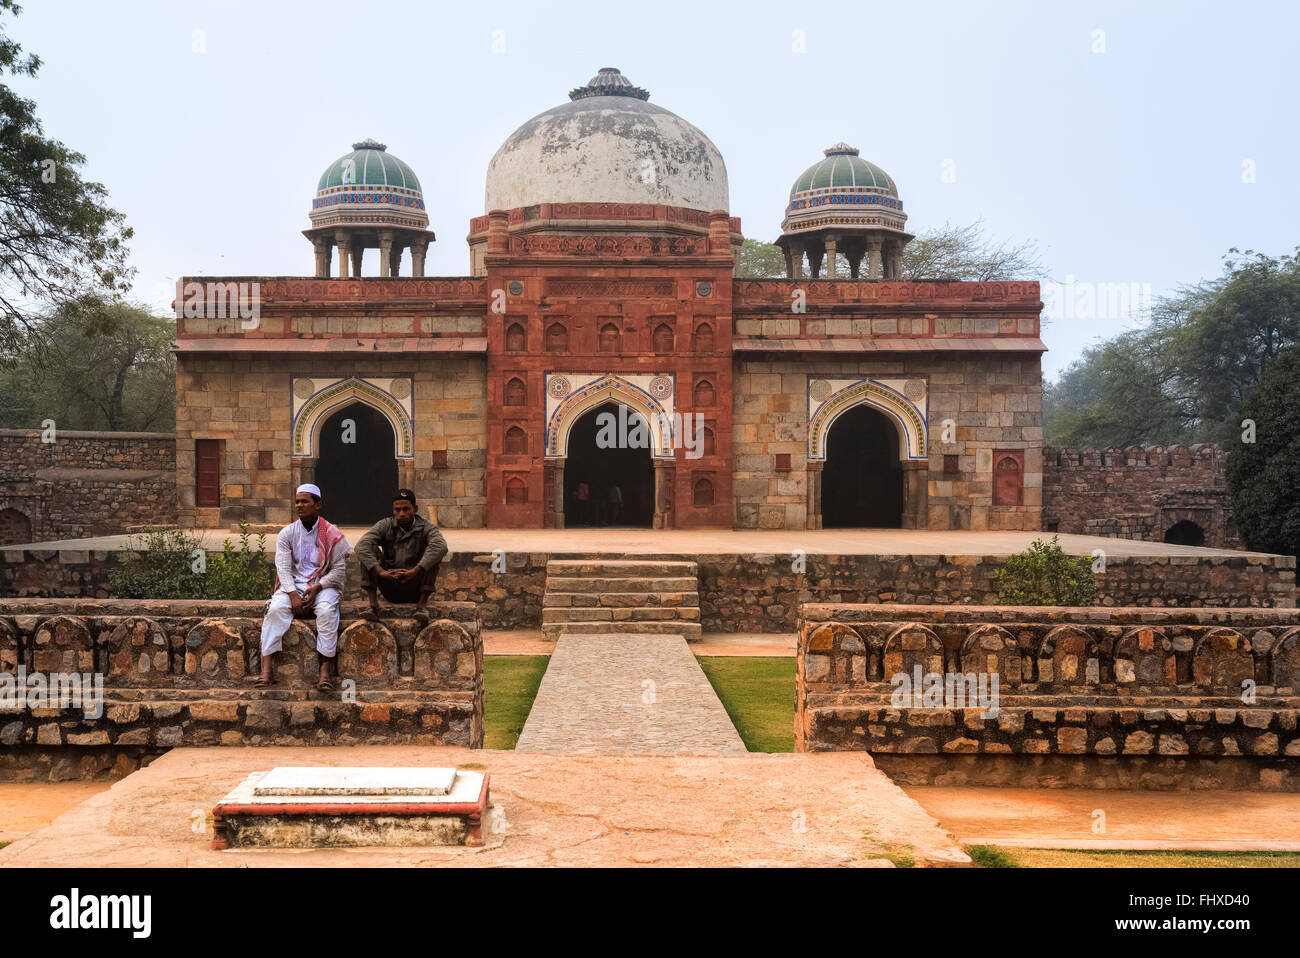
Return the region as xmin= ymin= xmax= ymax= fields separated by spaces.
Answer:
xmin=355 ymin=489 xmax=448 ymax=625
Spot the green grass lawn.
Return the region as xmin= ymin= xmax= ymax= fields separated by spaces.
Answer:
xmin=696 ymin=656 xmax=796 ymax=752
xmin=968 ymin=846 xmax=1300 ymax=868
xmin=482 ymin=655 xmax=549 ymax=749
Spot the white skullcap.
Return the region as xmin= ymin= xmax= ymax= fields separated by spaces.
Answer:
xmin=296 ymin=483 xmax=321 ymax=497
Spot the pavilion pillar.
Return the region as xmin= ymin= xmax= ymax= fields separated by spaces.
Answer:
xmin=313 ymin=238 xmax=332 ymax=278
xmin=352 ymin=245 xmax=365 ymax=278
xmin=901 ymin=459 xmax=929 ymax=529
xmin=411 ymin=240 xmax=428 ymax=277
xmin=808 ymin=248 xmax=825 ymax=279
xmin=379 ymin=230 xmax=394 ymax=278
xmin=866 ymin=239 xmax=883 ymax=279
xmin=334 ymin=231 xmax=351 ymax=279
xmin=824 ymin=236 xmax=838 ymax=279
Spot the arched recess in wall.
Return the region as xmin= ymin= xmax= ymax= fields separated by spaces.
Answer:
xmin=0 ymin=507 xmax=33 ymax=546
xmin=653 ymin=323 xmax=674 ymax=354
xmin=599 ymin=323 xmax=621 ymax=353
xmin=693 ymin=322 xmax=714 ymax=353
xmin=546 ymin=322 xmax=568 ymax=352
xmin=504 ymin=377 xmax=526 ymax=406
xmin=506 ymin=323 xmax=526 ymax=351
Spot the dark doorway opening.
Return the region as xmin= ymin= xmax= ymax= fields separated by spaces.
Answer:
xmin=1163 ymin=520 xmax=1206 ymax=547
xmin=821 ymin=404 xmax=904 ymax=528
xmin=564 ymin=401 xmax=654 ymax=527
xmin=314 ymin=402 xmax=399 ymax=525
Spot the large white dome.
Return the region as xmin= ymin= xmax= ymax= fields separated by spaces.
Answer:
xmin=484 ymin=68 xmax=729 ymax=213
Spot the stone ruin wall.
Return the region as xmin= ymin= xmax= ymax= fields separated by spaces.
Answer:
xmin=3 ymin=549 xmax=1293 ymax=628
xmin=1042 ymin=444 xmax=1241 ymax=549
xmin=0 ymin=598 xmax=484 ymax=782
xmin=0 ymin=430 xmax=177 ymax=546
xmin=798 ymin=603 xmax=1300 ymax=790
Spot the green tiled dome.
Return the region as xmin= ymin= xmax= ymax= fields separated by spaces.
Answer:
xmin=790 ymin=143 xmax=895 ymax=197
xmin=317 ymin=139 xmax=421 ymax=191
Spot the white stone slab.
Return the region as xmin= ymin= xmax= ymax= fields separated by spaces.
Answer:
xmin=252 ymin=766 xmax=458 ymax=797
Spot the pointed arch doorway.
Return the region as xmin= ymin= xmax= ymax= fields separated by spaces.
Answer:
xmin=820 ymin=404 xmax=905 ymax=528
xmin=313 ymin=401 xmax=399 ymax=525
xmin=562 ymin=401 xmax=654 ymax=528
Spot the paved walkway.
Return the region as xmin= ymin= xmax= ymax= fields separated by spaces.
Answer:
xmin=8 ymin=527 xmax=1262 ymax=558
xmin=484 ymin=629 xmax=796 ymax=656
xmin=515 ymin=633 xmax=748 ymax=755
xmin=0 ymin=747 xmax=968 ymax=867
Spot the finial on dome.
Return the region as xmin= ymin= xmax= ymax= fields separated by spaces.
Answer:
xmin=568 ymin=67 xmax=651 ymax=101
xmin=824 ymin=142 xmax=860 ymax=156
xmin=352 ymin=138 xmax=388 ymax=151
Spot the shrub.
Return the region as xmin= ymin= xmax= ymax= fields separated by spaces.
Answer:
xmin=109 ymin=521 xmax=271 ymax=600
xmin=995 ymin=535 xmax=1098 ymax=606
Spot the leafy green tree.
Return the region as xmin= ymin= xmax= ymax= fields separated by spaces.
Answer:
xmin=996 ymin=536 xmax=1099 ymax=606
xmin=1045 ymin=248 xmax=1300 ymax=448
xmin=0 ymin=1 xmax=134 ymax=352
xmin=0 ymin=295 xmax=175 ymax=431
xmin=1225 ymin=344 xmax=1300 ymax=563
xmin=736 ymin=237 xmax=788 ymax=277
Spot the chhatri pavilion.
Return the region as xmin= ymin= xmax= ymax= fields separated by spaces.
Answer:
xmin=173 ymin=67 xmax=1044 ymax=532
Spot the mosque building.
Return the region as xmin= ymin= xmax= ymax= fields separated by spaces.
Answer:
xmin=173 ymin=68 xmax=1045 ymax=531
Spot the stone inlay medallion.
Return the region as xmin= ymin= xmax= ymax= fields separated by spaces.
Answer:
xmin=648 ymin=376 xmax=673 ymax=399
xmin=547 ymin=376 xmax=572 ymax=399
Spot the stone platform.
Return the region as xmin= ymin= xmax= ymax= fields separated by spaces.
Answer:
xmin=0 ymin=746 xmax=970 ymax=867
xmin=212 ymin=766 xmax=490 ymax=849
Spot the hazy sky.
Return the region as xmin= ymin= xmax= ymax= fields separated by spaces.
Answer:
xmin=9 ymin=0 xmax=1298 ymax=376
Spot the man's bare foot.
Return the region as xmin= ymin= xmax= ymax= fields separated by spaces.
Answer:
xmin=317 ymin=655 xmax=337 ymax=692
xmin=413 ymin=607 xmax=431 ymax=626
xmin=255 ymin=652 xmax=276 ymax=687
xmin=360 ymin=606 xmax=380 ymax=621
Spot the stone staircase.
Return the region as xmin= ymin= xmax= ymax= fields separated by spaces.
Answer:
xmin=541 ymin=559 xmax=701 ymax=639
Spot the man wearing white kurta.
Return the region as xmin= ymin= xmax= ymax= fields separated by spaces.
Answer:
xmin=257 ymin=484 xmax=351 ymax=690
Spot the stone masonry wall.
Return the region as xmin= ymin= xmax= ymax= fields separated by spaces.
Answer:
xmin=0 ymin=598 xmax=483 ymax=781
xmin=733 ymin=354 xmax=1042 ymax=531
xmin=1042 ymin=444 xmax=1241 ymax=549
xmin=0 ymin=430 xmax=177 ymax=545
xmin=797 ymin=603 xmax=1300 ymax=790
xmin=175 ymin=354 xmax=486 ymax=529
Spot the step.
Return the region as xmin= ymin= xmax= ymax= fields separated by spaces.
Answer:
xmin=543 ymin=591 xmax=699 ymax=609
xmin=544 ymin=576 xmax=699 ymax=594
xmin=542 ymin=621 xmax=702 ymax=638
xmin=545 ymin=560 xmax=698 ymax=578
xmin=542 ymin=606 xmax=701 ymax=624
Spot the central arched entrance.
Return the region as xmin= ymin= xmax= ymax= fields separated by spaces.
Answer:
xmin=563 ymin=401 xmax=654 ymax=527
xmin=313 ymin=401 xmax=399 ymax=525
xmin=821 ymin=404 xmax=904 ymax=528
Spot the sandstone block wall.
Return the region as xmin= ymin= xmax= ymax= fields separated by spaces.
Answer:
xmin=797 ymin=603 xmax=1300 ymax=790
xmin=733 ymin=355 xmax=1043 ymax=531
xmin=0 ymin=598 xmax=484 ymax=781
xmin=175 ymin=354 xmax=487 ymax=528
xmin=1042 ymin=444 xmax=1240 ymax=548
xmin=0 ymin=430 xmax=176 ymax=545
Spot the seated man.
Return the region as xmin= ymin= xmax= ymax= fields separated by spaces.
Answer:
xmin=355 ymin=488 xmax=448 ymax=625
xmin=257 ymin=483 xmax=351 ymax=691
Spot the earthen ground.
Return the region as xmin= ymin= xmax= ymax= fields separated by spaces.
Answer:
xmin=0 ymin=782 xmax=112 ymax=845
xmin=12 ymin=527 xmax=1262 ymax=558
xmin=0 ymin=747 xmax=970 ymax=867
xmin=907 ymin=786 xmax=1300 ymax=851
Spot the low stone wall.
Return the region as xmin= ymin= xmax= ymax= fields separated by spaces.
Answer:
xmin=0 ymin=430 xmax=177 ymax=545
xmin=797 ymin=603 xmax=1300 ymax=790
xmin=0 ymin=598 xmax=483 ymax=781
xmin=3 ymin=548 xmax=1295 ymax=631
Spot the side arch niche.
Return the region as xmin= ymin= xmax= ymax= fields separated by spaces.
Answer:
xmin=291 ymin=376 xmax=414 ymax=459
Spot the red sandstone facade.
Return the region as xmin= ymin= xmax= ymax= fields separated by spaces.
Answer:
xmin=173 ymin=201 xmax=1045 ymax=531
